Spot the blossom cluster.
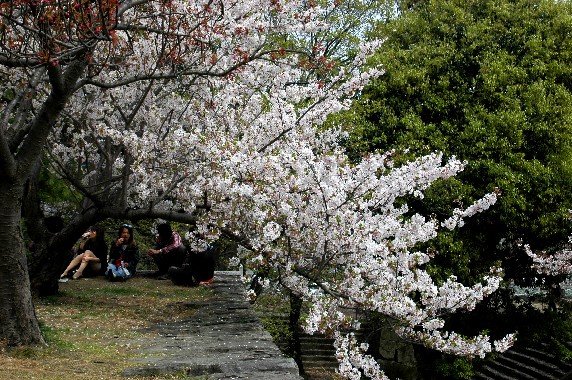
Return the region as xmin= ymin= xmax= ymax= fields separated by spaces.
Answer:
xmin=525 ymin=242 xmax=572 ymax=276
xmin=442 ymin=190 xmax=499 ymax=230
xmin=334 ymin=332 xmax=388 ymax=380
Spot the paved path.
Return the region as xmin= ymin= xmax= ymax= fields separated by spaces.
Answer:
xmin=122 ymin=272 xmax=303 ymax=379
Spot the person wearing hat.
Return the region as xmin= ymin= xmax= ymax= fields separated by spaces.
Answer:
xmin=106 ymin=223 xmax=140 ymax=281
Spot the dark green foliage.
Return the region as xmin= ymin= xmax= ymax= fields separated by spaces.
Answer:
xmin=343 ymin=0 xmax=572 ymax=284
xmin=432 ymin=356 xmax=476 ymax=380
xmin=336 ymin=0 xmax=572 ymax=374
xmin=38 ymin=164 xmax=82 ymax=218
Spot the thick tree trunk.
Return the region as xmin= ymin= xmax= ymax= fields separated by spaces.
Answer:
xmin=29 ymin=242 xmax=75 ymax=297
xmin=0 ymin=56 xmax=88 ymax=345
xmin=28 ymin=218 xmax=92 ymax=297
xmin=22 ymin=159 xmax=80 ymax=296
xmin=289 ymin=291 xmax=304 ymax=374
xmin=0 ymin=181 xmax=44 ymax=346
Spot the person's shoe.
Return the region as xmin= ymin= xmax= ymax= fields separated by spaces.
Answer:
xmin=58 ymin=277 xmax=69 ymax=283
xmin=157 ymin=273 xmax=170 ymax=280
xmin=72 ymin=270 xmax=83 ymax=280
xmin=199 ymin=277 xmax=214 ymax=286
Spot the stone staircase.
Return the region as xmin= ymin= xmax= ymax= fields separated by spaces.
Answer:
xmin=299 ymin=332 xmax=339 ymax=374
xmin=297 ymin=329 xmax=572 ymax=380
xmin=472 ymin=346 xmax=572 ymax=380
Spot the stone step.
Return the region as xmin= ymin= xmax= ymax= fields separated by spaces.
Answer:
xmin=299 ymin=334 xmax=334 ymax=341
xmin=302 ymin=356 xmax=338 ymax=366
xmin=477 ymin=364 xmax=526 ymax=380
xmin=301 ymin=354 xmax=338 ymax=361
xmin=299 ymin=339 xmax=335 ymax=345
xmin=260 ymin=314 xmax=370 ymax=379
xmin=503 ymin=349 xmax=568 ymax=378
xmin=303 ymin=372 xmax=340 ymax=380
xmin=301 ymin=359 xmax=340 ymax=369
xmin=300 ymin=348 xmax=336 ymax=355
xmin=484 ymin=358 xmax=554 ymax=380
xmin=523 ymin=347 xmax=572 ymax=372
xmin=471 ymin=370 xmax=498 ymax=380
xmin=471 ymin=343 xmax=572 ymax=380
xmin=300 ymin=341 xmax=335 ymax=352
xmin=299 ymin=336 xmax=335 ymax=352
xmin=495 ymin=354 xmax=559 ymax=379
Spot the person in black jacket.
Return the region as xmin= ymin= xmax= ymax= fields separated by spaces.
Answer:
xmin=60 ymin=225 xmax=108 ymax=280
xmin=168 ymin=245 xmax=216 ymax=286
xmin=106 ymin=223 xmax=140 ymax=281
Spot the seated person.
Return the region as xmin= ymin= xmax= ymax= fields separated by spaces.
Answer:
xmin=147 ymin=223 xmax=186 ymax=279
xmin=60 ymin=225 xmax=108 ymax=280
xmin=168 ymin=245 xmax=216 ymax=286
xmin=106 ymin=223 xmax=140 ymax=281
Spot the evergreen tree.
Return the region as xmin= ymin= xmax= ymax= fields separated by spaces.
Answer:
xmin=339 ymin=0 xmax=572 ymax=373
xmin=345 ymin=0 xmax=572 ymax=286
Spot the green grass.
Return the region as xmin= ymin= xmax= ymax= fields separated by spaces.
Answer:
xmin=0 ymin=276 xmax=214 ymax=380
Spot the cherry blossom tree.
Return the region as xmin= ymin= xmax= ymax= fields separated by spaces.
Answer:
xmin=0 ymin=0 xmax=376 ymax=346
xmin=0 ymin=0 xmax=517 ymax=377
xmin=51 ymin=52 xmax=514 ymax=379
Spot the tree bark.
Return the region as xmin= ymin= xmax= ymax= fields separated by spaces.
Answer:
xmin=28 ymin=237 xmax=77 ymax=297
xmin=22 ymin=159 xmax=94 ymax=296
xmin=289 ymin=291 xmax=304 ymax=374
xmin=0 ymin=56 xmax=88 ymax=345
xmin=0 ymin=180 xmax=44 ymax=346
xmin=28 ymin=220 xmax=97 ymax=297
